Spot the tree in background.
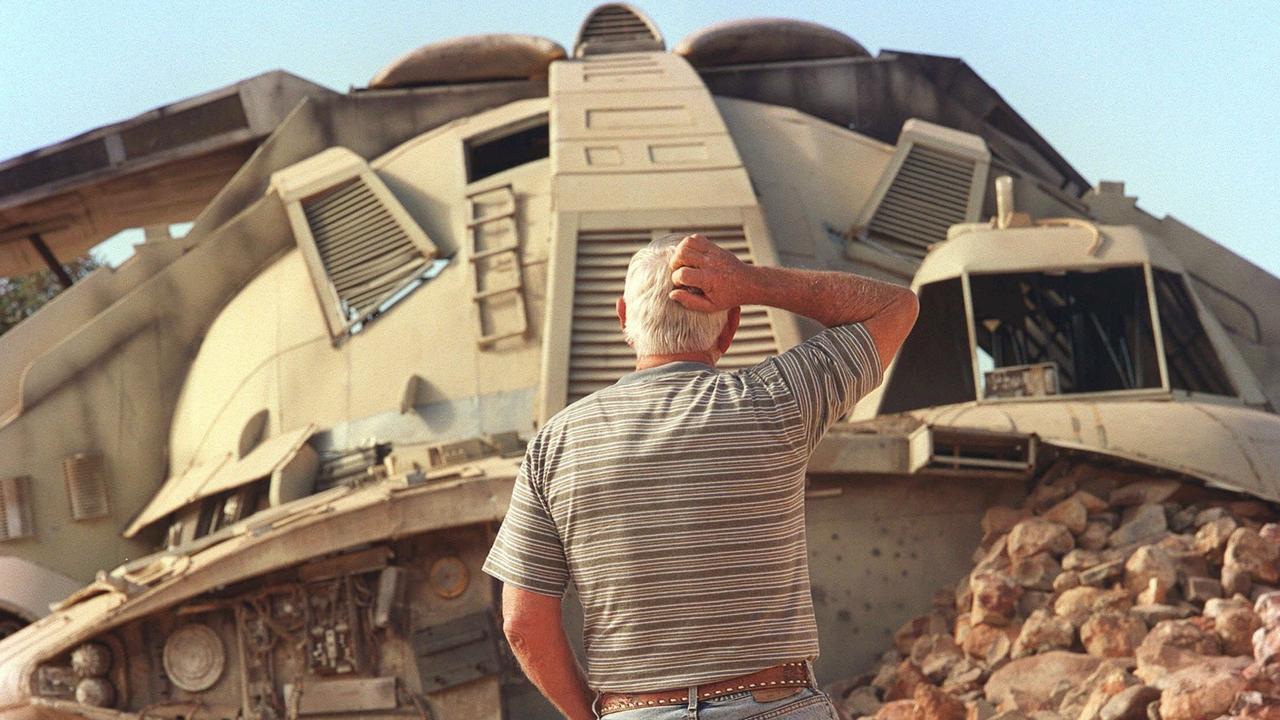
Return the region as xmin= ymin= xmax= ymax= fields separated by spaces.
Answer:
xmin=0 ymin=255 xmax=102 ymax=337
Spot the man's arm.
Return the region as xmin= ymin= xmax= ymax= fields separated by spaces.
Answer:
xmin=668 ymin=234 xmax=919 ymax=367
xmin=501 ymin=584 xmax=595 ymax=720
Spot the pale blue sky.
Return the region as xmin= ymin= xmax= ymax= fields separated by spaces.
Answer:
xmin=2 ymin=1 xmax=1277 ymax=274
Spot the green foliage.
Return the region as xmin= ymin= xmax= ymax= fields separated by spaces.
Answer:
xmin=0 ymin=255 xmax=102 ymax=337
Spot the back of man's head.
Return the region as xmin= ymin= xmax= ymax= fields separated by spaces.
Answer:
xmin=623 ymin=234 xmax=728 ymax=358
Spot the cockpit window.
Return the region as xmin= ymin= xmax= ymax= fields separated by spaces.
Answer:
xmin=970 ymin=267 xmax=1162 ymax=396
xmin=1153 ymin=269 xmax=1234 ymax=396
xmin=880 ymin=279 xmax=976 ymax=413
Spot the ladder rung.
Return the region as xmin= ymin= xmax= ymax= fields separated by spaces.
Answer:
xmin=467 ymin=210 xmax=516 ymax=229
xmin=473 ymin=282 xmax=523 ymax=300
xmin=468 ymin=244 xmax=519 ymax=262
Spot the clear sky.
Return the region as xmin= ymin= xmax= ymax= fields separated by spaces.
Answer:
xmin=2 ymin=0 xmax=1277 ymax=274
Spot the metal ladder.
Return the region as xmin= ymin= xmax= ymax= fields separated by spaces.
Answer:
xmin=466 ymin=185 xmax=528 ymax=348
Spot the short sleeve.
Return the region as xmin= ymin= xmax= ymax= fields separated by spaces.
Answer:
xmin=482 ymin=447 xmax=570 ymax=597
xmin=750 ymin=323 xmax=884 ymax=452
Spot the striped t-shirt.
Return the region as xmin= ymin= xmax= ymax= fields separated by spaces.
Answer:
xmin=483 ymin=323 xmax=882 ymax=692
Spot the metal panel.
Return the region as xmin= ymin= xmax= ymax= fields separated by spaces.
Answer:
xmin=413 ymin=611 xmax=505 ymax=692
xmin=566 ymin=226 xmax=778 ymax=403
xmin=866 ymin=145 xmax=979 ymax=258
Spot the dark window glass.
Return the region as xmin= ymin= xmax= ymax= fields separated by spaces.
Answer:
xmin=465 ymin=121 xmax=549 ymax=183
xmin=1154 ymin=270 xmax=1235 ymax=396
xmin=881 ymin=279 xmax=976 ymax=413
xmin=969 ymin=267 xmax=1162 ymax=395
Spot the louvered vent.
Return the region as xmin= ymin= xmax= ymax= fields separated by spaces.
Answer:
xmin=866 ymin=145 xmax=979 ymax=259
xmin=568 ymin=227 xmax=779 ymax=403
xmin=302 ymin=179 xmax=431 ymax=325
xmin=64 ymin=453 xmax=109 ymax=521
xmin=0 ymin=476 xmax=34 ymax=541
xmin=574 ymin=3 xmax=664 ymax=56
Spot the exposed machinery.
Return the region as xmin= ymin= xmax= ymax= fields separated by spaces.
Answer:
xmin=0 ymin=4 xmax=1276 ymax=719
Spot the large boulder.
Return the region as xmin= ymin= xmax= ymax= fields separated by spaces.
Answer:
xmin=1108 ymin=505 xmax=1168 ymax=548
xmin=984 ymin=652 xmax=1105 ymax=711
xmin=1009 ymin=519 xmax=1075 ymax=560
xmin=1080 ymin=612 xmax=1148 ymax=658
xmin=1225 ymin=527 xmax=1280 ymax=585
xmin=1124 ymin=546 xmax=1179 ymax=600
xmin=1135 ymin=618 xmax=1222 ymax=682
xmin=972 ymin=572 xmax=1022 ymax=627
xmin=1156 ymin=656 xmax=1250 ymax=720
xmin=1012 ymin=610 xmax=1075 ymax=659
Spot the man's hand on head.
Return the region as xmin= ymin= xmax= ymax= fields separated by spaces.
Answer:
xmin=668 ymin=234 xmax=755 ymax=313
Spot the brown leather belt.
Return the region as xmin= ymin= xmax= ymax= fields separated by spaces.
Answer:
xmin=597 ymin=661 xmax=811 ymax=716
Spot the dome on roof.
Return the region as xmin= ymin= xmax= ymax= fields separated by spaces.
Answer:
xmin=675 ymin=18 xmax=869 ymax=68
xmin=369 ymin=34 xmax=566 ymax=89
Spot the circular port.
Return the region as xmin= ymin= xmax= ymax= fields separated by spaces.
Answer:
xmin=429 ymin=556 xmax=470 ymax=599
xmin=75 ymin=677 xmax=115 ymax=708
xmin=70 ymin=643 xmax=112 ymax=677
xmin=162 ymin=624 xmax=225 ymax=692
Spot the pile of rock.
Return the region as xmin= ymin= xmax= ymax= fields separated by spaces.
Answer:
xmin=829 ymin=473 xmax=1280 ymax=720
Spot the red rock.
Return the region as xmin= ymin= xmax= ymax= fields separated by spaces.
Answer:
xmin=1079 ymin=522 xmax=1113 ymax=552
xmin=1081 ymin=612 xmax=1148 ymax=658
xmin=1053 ymin=572 xmax=1081 ymax=593
xmin=895 ymin=613 xmax=953 ymax=655
xmin=1026 ymin=479 xmax=1077 ymax=513
xmin=1135 ymin=618 xmax=1224 ymax=682
xmin=1099 ymin=684 xmax=1160 ymax=720
xmin=1256 ymin=592 xmax=1280 ymax=629
xmin=1011 ymin=553 xmax=1062 ymax=591
xmin=1009 ymin=519 xmax=1075 ymax=560
xmin=984 ymin=506 xmax=1033 ymax=539
xmin=1064 ymin=550 xmax=1107 ymax=571
xmin=1055 ymin=662 xmax=1135 ymax=719
xmin=1194 ymin=516 xmax=1239 ymax=562
xmin=1044 ymin=497 xmax=1089 ymax=535
xmin=984 ymin=652 xmax=1105 ymax=712
xmin=1110 ymin=480 xmax=1179 ymax=507
xmin=883 ymin=660 xmax=929 ymax=702
xmin=1056 ymin=587 xmax=1106 ymax=627
xmin=1226 ymin=565 xmax=1256 ymax=597
xmin=1109 ymin=505 xmax=1168 ymax=548
xmin=1216 ymin=606 xmax=1262 ymax=656
xmin=1074 ymin=491 xmax=1110 ymax=514
xmin=915 ymin=684 xmax=967 ymax=720
xmin=912 ymin=634 xmax=964 ymax=683
xmin=964 ymin=622 xmax=1019 ymax=668
xmin=1228 ymin=500 xmax=1273 ymax=520
xmin=1157 ymin=657 xmax=1250 ymax=720
xmin=1182 ymin=576 xmax=1223 ymax=604
xmin=1125 ymin=546 xmax=1179 ymax=600
xmin=1226 ymin=527 xmax=1280 ymax=584
xmin=1256 ymin=626 xmax=1280 ymax=666
xmin=876 ymin=699 xmax=920 ymax=720
xmin=1012 ymin=610 xmax=1075 ymax=659
xmin=972 ymin=572 xmax=1022 ymax=627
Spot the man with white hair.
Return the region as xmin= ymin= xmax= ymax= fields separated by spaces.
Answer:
xmin=484 ymin=233 xmax=919 ymax=719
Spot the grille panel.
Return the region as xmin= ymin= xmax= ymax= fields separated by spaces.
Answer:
xmin=867 ymin=145 xmax=978 ymax=259
xmin=64 ymin=453 xmax=110 ymax=521
xmin=576 ymin=3 xmax=664 ymax=55
xmin=0 ymin=476 xmax=34 ymax=542
xmin=303 ymin=179 xmax=429 ymax=323
xmin=567 ymin=227 xmax=778 ymax=404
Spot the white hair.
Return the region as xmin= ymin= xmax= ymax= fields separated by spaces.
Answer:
xmin=622 ymin=234 xmax=727 ymax=357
